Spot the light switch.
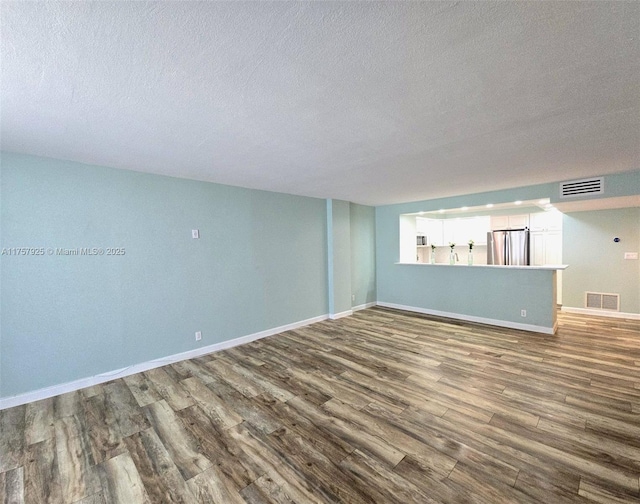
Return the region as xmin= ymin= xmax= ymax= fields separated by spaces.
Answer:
xmin=624 ymin=252 xmax=638 ymax=260
xmin=192 ymin=229 xmax=200 ymax=239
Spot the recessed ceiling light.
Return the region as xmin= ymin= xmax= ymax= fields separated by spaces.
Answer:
xmin=486 ymin=204 xmax=494 ymax=208
xmin=514 ymin=201 xmax=522 ymax=205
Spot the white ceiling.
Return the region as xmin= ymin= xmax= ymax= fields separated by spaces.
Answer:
xmin=1 ymin=1 xmax=638 ymax=206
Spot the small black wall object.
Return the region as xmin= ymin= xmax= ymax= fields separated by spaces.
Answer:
xmin=613 ymin=237 xmax=621 ymax=243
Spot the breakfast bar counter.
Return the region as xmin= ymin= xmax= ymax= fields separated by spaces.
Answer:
xmin=377 ymin=263 xmax=568 ymax=334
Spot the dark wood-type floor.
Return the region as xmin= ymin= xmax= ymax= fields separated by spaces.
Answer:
xmin=1 ymin=307 xmax=639 ymax=503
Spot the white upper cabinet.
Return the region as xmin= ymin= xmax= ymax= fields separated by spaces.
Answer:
xmin=425 ymin=219 xmax=444 ymax=246
xmin=490 ymin=215 xmax=509 ymax=230
xmin=467 ymin=216 xmax=491 ymax=245
xmin=415 ymin=217 xmax=445 ymax=246
xmin=414 ymin=215 xmax=491 ymax=248
xmin=449 ymin=216 xmax=490 ymax=245
xmin=529 ymin=211 xmax=562 ymax=231
xmin=443 ymin=216 xmax=490 ymax=246
xmin=415 ymin=217 xmax=429 ymax=234
xmin=508 ymin=214 xmax=530 ymax=228
xmin=490 ymin=214 xmax=529 ymax=230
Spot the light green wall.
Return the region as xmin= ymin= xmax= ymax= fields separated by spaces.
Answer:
xmin=382 ymin=265 xmax=557 ymax=330
xmin=563 ymin=208 xmax=640 ymax=313
xmin=551 ymin=171 xmax=640 ymax=204
xmin=1 ymin=152 xmax=329 ymax=398
xmin=350 ymin=203 xmax=376 ymax=307
xmin=326 ymin=199 xmax=352 ymax=316
xmin=1 ymin=152 xmax=636 ymax=399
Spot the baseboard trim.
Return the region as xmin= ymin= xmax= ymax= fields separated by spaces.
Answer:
xmin=352 ymin=302 xmax=377 ymax=312
xmin=329 ymin=310 xmax=353 ymax=320
xmin=377 ymin=301 xmax=556 ymax=335
xmin=0 ymin=313 xmax=329 ymax=411
xmin=561 ymin=306 xmax=640 ymax=320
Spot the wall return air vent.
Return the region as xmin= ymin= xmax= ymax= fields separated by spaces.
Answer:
xmin=585 ymin=292 xmax=620 ymax=311
xmin=559 ymin=177 xmax=604 ymax=198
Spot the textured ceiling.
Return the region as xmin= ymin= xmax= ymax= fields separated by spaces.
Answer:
xmin=1 ymin=1 xmax=639 ymax=205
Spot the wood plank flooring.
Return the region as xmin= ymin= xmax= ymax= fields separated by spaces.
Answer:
xmin=1 ymin=307 xmax=639 ymax=503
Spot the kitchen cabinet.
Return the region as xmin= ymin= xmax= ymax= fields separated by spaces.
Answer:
xmin=466 ymin=216 xmax=491 ymax=245
xmin=416 ymin=217 xmax=428 ymax=235
xmin=415 ymin=218 xmax=444 ymax=246
xmin=445 ymin=217 xmax=490 ymax=246
xmin=426 ymin=219 xmax=444 ymax=245
xmin=491 ymin=214 xmax=529 ymax=230
xmin=531 ymin=231 xmax=562 ymax=265
xmin=529 ymin=211 xmax=562 ymax=231
xmin=419 ymin=217 xmax=490 ymax=247
xmin=531 ymin=230 xmax=563 ymax=303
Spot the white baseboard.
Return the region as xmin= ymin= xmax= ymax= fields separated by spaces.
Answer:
xmin=377 ymin=301 xmax=556 ymax=335
xmin=352 ymin=302 xmax=377 ymax=312
xmin=329 ymin=309 xmax=353 ymax=320
xmin=561 ymin=306 xmax=640 ymax=320
xmin=0 ymin=313 xmax=329 ymax=411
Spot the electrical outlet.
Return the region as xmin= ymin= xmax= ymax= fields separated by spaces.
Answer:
xmin=624 ymin=252 xmax=638 ymax=260
xmin=352 ymin=294 xmax=355 ymax=302
xmin=192 ymin=229 xmax=200 ymax=239
xmin=195 ymin=331 xmax=202 ymax=341
xmin=520 ymin=309 xmax=527 ymax=317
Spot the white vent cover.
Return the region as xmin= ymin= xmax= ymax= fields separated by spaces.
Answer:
xmin=560 ymin=177 xmax=604 ymax=198
xmin=585 ymin=292 xmax=620 ymax=311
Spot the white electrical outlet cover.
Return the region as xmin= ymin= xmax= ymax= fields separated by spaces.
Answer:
xmin=192 ymin=229 xmax=200 ymax=239
xmin=624 ymin=252 xmax=638 ymax=260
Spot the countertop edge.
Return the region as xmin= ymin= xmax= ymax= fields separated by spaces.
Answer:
xmin=395 ymin=262 xmax=569 ymax=270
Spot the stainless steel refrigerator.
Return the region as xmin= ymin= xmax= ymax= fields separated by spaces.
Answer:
xmin=487 ymin=228 xmax=530 ymax=266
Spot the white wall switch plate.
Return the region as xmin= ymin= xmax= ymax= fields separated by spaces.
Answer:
xmin=195 ymin=331 xmax=202 ymax=341
xmin=192 ymin=229 xmax=200 ymax=239
xmin=520 ymin=309 xmax=526 ymax=317
xmin=624 ymin=252 xmax=638 ymax=260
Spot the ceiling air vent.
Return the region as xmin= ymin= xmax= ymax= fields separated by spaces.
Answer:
xmin=585 ymin=292 xmax=619 ymax=311
xmin=560 ymin=177 xmax=604 ymax=198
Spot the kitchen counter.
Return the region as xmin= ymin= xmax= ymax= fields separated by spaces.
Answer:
xmin=396 ymin=262 xmax=568 ymax=271
xmin=378 ymin=262 xmax=568 ymax=334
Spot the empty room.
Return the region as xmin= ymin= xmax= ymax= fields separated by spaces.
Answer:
xmin=1 ymin=1 xmax=639 ymax=503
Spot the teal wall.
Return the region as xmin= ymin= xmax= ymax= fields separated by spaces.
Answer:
xmin=563 ymin=208 xmax=640 ymax=313
xmin=327 ymin=200 xmax=376 ymax=315
xmin=551 ymin=171 xmax=640 ymax=204
xmin=1 ymin=153 xmax=329 ymax=398
xmin=350 ymin=203 xmax=376 ymax=307
xmin=382 ymin=265 xmax=557 ymax=330
xmin=326 ymin=199 xmax=352 ymax=316
xmin=1 ymin=152 xmax=636 ymax=400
